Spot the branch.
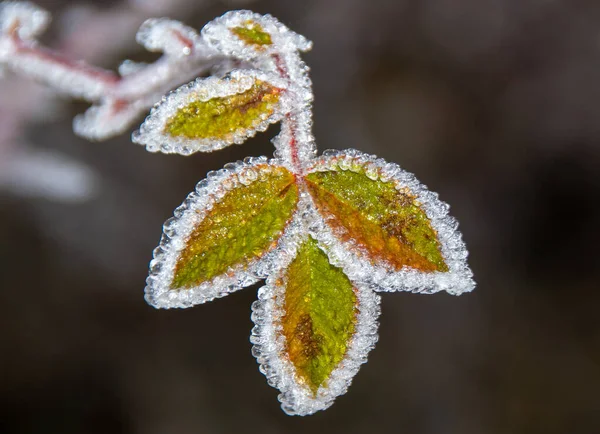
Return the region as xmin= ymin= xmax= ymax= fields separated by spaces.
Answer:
xmin=0 ymin=2 xmax=230 ymax=140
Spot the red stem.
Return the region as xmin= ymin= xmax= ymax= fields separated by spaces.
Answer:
xmin=15 ymin=40 xmax=120 ymax=87
xmin=273 ymin=53 xmax=303 ymax=174
xmin=8 ymin=27 xmax=200 ymax=103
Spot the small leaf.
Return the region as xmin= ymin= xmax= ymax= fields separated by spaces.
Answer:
xmin=133 ymin=70 xmax=286 ymax=155
xmin=145 ymin=159 xmax=299 ymax=308
xmin=251 ymin=236 xmax=381 ymax=415
xmin=281 ymin=236 xmax=357 ymax=394
xmin=306 ymin=154 xmax=448 ymax=273
xmin=231 ymin=20 xmax=272 ymax=47
xmin=172 ymin=164 xmax=297 ymax=290
xmin=201 ymin=11 xmax=312 ymax=62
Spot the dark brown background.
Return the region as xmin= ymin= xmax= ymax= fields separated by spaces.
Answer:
xmin=1 ymin=0 xmax=599 ymax=433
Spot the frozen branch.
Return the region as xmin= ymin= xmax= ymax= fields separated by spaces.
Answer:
xmin=0 ymin=2 xmax=230 ymax=140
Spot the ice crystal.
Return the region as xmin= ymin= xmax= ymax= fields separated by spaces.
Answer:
xmin=0 ymin=3 xmax=475 ymax=416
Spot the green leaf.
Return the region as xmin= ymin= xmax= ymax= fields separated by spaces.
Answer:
xmin=171 ymin=164 xmax=298 ymax=289
xmin=165 ymin=78 xmax=281 ymax=141
xmin=305 ymin=166 xmax=448 ymax=273
xmin=231 ymin=20 xmax=273 ymax=47
xmin=282 ymin=237 xmax=358 ymax=394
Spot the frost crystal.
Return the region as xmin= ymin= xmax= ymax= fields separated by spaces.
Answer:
xmin=0 ymin=3 xmax=475 ymax=416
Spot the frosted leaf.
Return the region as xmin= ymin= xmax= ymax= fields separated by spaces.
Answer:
xmin=133 ymin=69 xmax=288 ymax=155
xmin=202 ymin=10 xmax=312 ymax=62
xmin=304 ymin=149 xmax=475 ymax=296
xmin=0 ymin=1 xmax=50 ymax=41
xmin=251 ymin=234 xmax=381 ymax=416
xmin=136 ymin=18 xmax=201 ymax=58
xmin=73 ymin=99 xmax=147 ymax=141
xmin=145 ymin=158 xmax=304 ymax=309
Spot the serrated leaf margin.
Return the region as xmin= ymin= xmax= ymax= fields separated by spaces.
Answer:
xmin=305 ymin=149 xmax=475 ymax=295
xmin=201 ymin=10 xmax=312 ymax=61
xmin=133 ymin=69 xmax=288 ymax=156
xmin=250 ymin=232 xmax=381 ymax=416
xmin=145 ymin=157 xmax=302 ymax=309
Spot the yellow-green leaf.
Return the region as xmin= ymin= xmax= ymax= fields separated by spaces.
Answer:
xmin=282 ymin=237 xmax=358 ymax=394
xmin=231 ymin=20 xmax=273 ymax=47
xmin=305 ymin=167 xmax=448 ymax=273
xmin=172 ymin=165 xmax=298 ymax=289
xmin=165 ymin=79 xmax=281 ymax=141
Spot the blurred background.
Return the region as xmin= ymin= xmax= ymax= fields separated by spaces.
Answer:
xmin=1 ymin=0 xmax=599 ymax=433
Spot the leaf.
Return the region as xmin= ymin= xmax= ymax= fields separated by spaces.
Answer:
xmin=172 ymin=165 xmax=297 ymax=289
xmin=201 ymin=11 xmax=312 ymax=62
xmin=305 ymin=153 xmax=449 ymax=273
xmin=281 ymin=237 xmax=358 ymax=393
xmin=133 ymin=69 xmax=286 ymax=155
xmin=251 ymin=236 xmax=381 ymax=416
xmin=145 ymin=159 xmax=299 ymax=308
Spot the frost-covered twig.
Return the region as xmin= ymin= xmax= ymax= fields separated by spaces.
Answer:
xmin=0 ymin=2 xmax=228 ymax=140
xmin=0 ymin=0 xmax=237 ymax=201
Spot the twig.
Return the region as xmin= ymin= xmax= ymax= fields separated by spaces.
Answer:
xmin=0 ymin=2 xmax=229 ymax=140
